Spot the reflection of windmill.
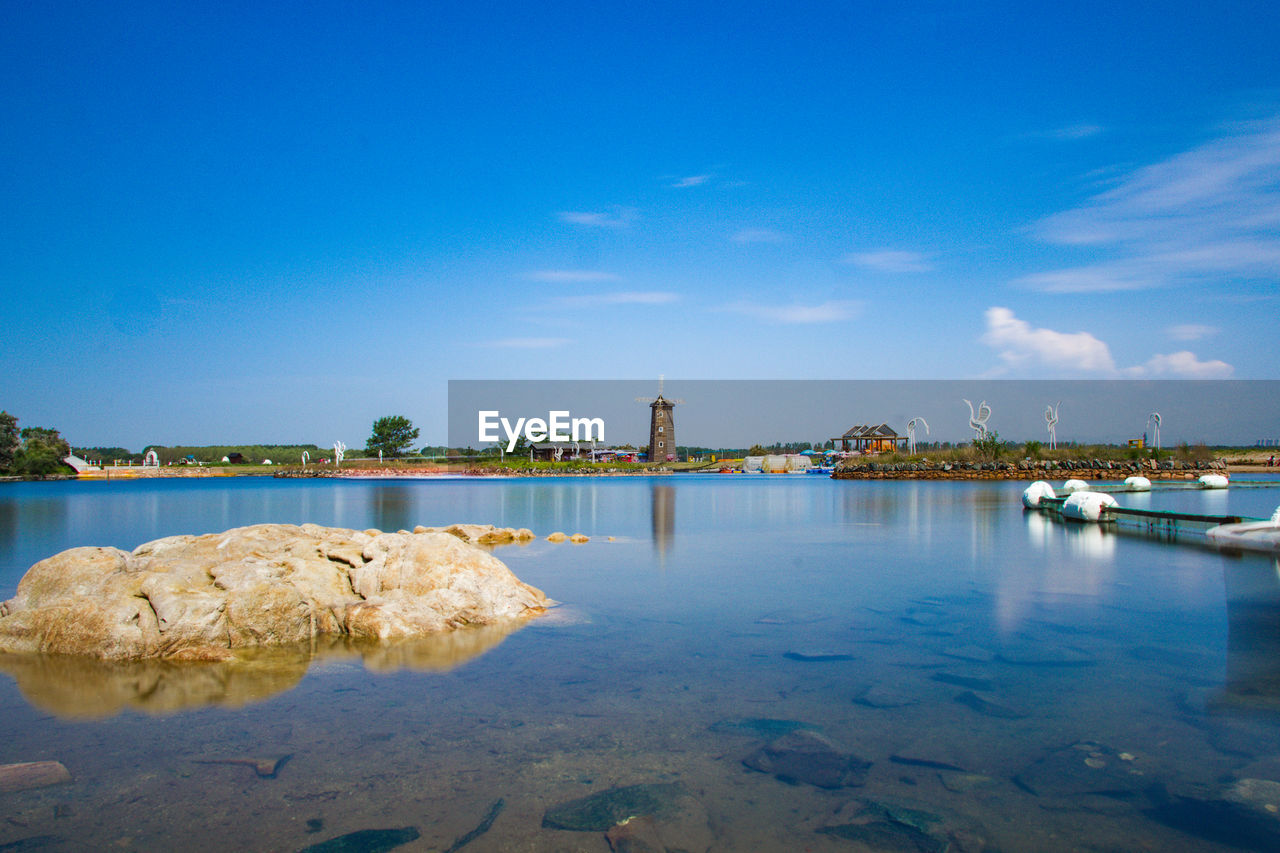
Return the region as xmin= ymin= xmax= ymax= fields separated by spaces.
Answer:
xmin=963 ymin=399 xmax=991 ymax=440
xmin=1045 ymin=402 xmax=1061 ymax=450
xmin=906 ymin=417 xmax=929 ymax=455
xmin=1148 ymin=412 xmax=1161 ymax=450
xmin=636 ymin=375 xmax=684 ymax=463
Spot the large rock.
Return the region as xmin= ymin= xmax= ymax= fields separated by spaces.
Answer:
xmin=0 ymin=523 xmax=548 ymax=661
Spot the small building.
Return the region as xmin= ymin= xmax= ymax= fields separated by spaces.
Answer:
xmin=832 ymin=423 xmax=907 ymax=454
xmin=224 ymin=453 xmax=245 ymax=464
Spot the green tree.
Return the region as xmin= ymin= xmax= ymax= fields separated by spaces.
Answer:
xmin=366 ymin=415 xmax=420 ymax=458
xmin=0 ymin=411 xmax=18 ymax=473
xmin=973 ymin=430 xmax=1005 ymax=461
xmin=14 ymin=425 xmax=71 ymax=477
xmin=747 ymin=444 xmax=768 ymax=456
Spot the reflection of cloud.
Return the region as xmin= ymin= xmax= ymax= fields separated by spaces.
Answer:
xmin=842 ymin=250 xmax=933 ymax=273
xmin=729 ymin=300 xmax=863 ymax=324
xmin=525 ymin=270 xmax=620 ymax=283
xmin=558 ymin=208 xmax=635 ymax=228
xmin=1019 ymin=117 xmax=1280 ymax=292
xmin=981 ymin=306 xmax=1233 ymax=377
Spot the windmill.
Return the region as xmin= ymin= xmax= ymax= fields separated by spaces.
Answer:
xmin=636 ymin=375 xmax=684 ymax=462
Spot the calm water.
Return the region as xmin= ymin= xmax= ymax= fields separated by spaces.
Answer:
xmin=1 ymin=475 xmax=1279 ymax=851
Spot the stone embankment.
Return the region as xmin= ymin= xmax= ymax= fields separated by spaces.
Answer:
xmin=833 ymin=458 xmax=1228 ymax=481
xmin=0 ymin=523 xmax=548 ymax=661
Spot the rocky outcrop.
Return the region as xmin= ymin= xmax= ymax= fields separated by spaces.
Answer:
xmin=0 ymin=523 xmax=548 ymax=661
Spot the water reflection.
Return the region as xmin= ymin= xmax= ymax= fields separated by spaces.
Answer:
xmin=1219 ymin=558 xmax=1280 ymax=711
xmin=651 ymin=483 xmax=675 ymax=561
xmin=0 ymin=620 xmax=530 ymax=719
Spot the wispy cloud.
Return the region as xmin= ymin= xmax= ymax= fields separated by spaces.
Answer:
xmin=1027 ymin=123 xmax=1105 ymax=141
xmin=843 ymin=250 xmax=933 ymax=273
xmin=1165 ymin=323 xmax=1219 ymax=342
xmin=524 ymin=270 xmax=620 ymax=283
xmin=1019 ymin=117 xmax=1280 ymax=292
xmin=555 ymin=291 xmax=680 ymax=308
xmin=486 ymin=337 xmax=572 ymax=349
xmin=729 ymin=300 xmax=863 ymax=324
xmin=981 ymin=307 xmax=1233 ymax=377
xmin=557 ymin=207 xmax=636 ymax=228
xmin=732 ymin=228 xmax=788 ymax=244
xmin=671 ymin=174 xmax=711 ymax=188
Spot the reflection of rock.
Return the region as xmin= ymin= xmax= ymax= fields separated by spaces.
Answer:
xmin=0 ymin=524 xmax=547 ymax=661
xmin=0 ymin=624 xmax=533 ymax=718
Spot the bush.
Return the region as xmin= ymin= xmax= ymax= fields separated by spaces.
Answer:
xmin=973 ymin=430 xmax=1005 ymax=461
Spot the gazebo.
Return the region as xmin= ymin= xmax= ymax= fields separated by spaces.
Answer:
xmin=831 ymin=423 xmax=908 ymax=453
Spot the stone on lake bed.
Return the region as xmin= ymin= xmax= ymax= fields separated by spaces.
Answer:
xmin=953 ymin=690 xmax=1027 ymax=719
xmin=997 ymin=646 xmax=1096 ymax=667
xmin=541 ymin=783 xmax=689 ymax=831
xmin=783 ymin=650 xmax=854 ymax=662
xmin=742 ymin=730 xmax=871 ymax=789
xmin=0 ymin=761 xmax=73 ymax=793
xmin=0 ymin=524 xmax=548 ymax=661
xmin=853 ymin=685 xmax=920 ymax=708
xmin=931 ymin=671 xmax=996 ymax=691
xmin=709 ymin=717 xmax=820 ymax=738
xmin=296 ymin=826 xmax=420 ymax=853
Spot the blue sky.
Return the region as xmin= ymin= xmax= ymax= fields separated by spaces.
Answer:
xmin=3 ymin=1 xmax=1278 ymax=448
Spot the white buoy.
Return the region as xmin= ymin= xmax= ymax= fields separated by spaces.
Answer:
xmin=1022 ymin=481 xmax=1056 ymax=509
xmin=1061 ymin=491 xmax=1118 ymax=522
xmin=1124 ymin=476 xmax=1151 ymax=491
xmin=1061 ymin=478 xmax=1089 ymax=494
xmin=1198 ymin=473 xmax=1229 ymax=489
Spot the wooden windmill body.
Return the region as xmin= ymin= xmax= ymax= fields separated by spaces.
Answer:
xmin=636 ymin=376 xmax=683 ymax=463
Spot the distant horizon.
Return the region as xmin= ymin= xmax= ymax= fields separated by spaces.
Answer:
xmin=3 ymin=4 xmax=1278 ymax=446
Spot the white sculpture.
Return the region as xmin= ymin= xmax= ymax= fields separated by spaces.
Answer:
xmin=301 ymin=451 xmax=309 ymax=467
xmin=907 ymin=417 xmax=929 ymax=455
xmin=1045 ymin=402 xmax=1060 ymax=450
xmin=963 ymin=399 xmax=991 ymax=440
xmin=333 ymin=441 xmax=346 ymax=469
xmin=143 ymin=450 xmax=159 ymax=467
xmin=1147 ymin=412 xmax=1161 ymax=451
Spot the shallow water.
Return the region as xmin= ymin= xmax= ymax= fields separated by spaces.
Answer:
xmin=1 ymin=475 xmax=1279 ymax=851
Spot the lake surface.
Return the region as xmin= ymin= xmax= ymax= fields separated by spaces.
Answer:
xmin=1 ymin=474 xmax=1279 ymax=851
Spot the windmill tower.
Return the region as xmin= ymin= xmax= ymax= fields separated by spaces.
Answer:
xmin=636 ymin=375 xmax=684 ymax=462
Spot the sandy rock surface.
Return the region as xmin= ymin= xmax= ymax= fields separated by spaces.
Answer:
xmin=0 ymin=523 xmax=547 ymax=661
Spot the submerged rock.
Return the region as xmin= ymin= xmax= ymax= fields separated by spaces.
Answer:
xmin=742 ymin=730 xmax=871 ymax=789
xmin=953 ymin=691 xmax=1027 ymax=720
xmin=296 ymin=826 xmax=419 ymax=853
xmin=853 ymin=685 xmax=920 ymax=709
xmin=542 ymin=783 xmax=688 ymax=832
xmin=1014 ymin=741 xmax=1148 ymax=799
xmin=0 ymin=524 xmax=548 ymax=661
xmin=709 ymin=717 xmax=819 ymax=738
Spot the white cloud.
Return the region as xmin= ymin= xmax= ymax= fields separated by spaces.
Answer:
xmin=981 ymin=307 xmax=1117 ymax=372
xmin=981 ymin=307 xmax=1233 ymax=378
xmin=1165 ymin=323 xmax=1219 ymax=342
xmin=732 ymin=228 xmax=787 ymax=244
xmin=525 ymin=270 xmax=620 ymax=283
xmin=1030 ymin=123 xmax=1105 ymax=141
xmin=1021 ymin=117 xmax=1280 ymax=292
xmin=486 ymin=337 xmax=572 ymax=349
xmin=1124 ymin=351 xmax=1233 ymax=379
xmin=557 ymin=208 xmax=635 ymax=228
xmin=556 ymin=291 xmax=680 ymax=308
xmin=729 ymin=300 xmax=863 ymax=324
xmin=671 ymin=174 xmax=711 ymax=188
xmin=843 ymin=250 xmax=933 ymax=273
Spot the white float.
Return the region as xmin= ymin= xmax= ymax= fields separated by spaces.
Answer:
xmin=1123 ymin=476 xmax=1151 ymax=491
xmin=1022 ymin=480 xmax=1056 ymax=509
xmin=1061 ymin=491 xmax=1118 ymax=522
xmin=1206 ymin=508 xmax=1280 ymax=553
xmin=1198 ymin=473 xmax=1229 ymax=489
xmin=1061 ymin=478 xmax=1090 ymax=494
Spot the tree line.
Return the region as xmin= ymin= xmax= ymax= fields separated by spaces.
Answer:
xmin=0 ymin=411 xmax=72 ymax=477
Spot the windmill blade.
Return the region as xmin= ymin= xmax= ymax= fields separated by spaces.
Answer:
xmin=636 ymin=397 xmax=656 ymax=403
